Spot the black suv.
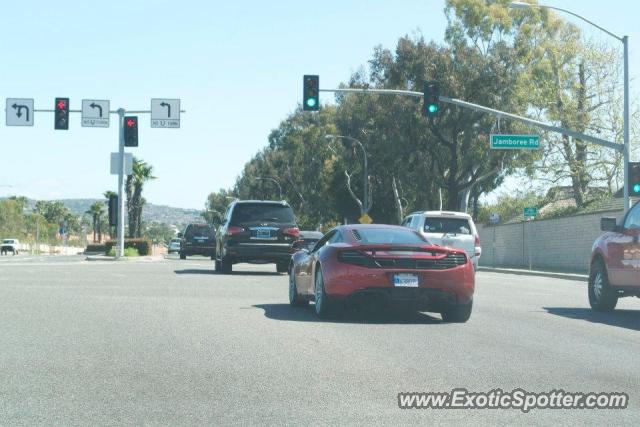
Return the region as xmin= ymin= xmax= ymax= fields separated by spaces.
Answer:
xmin=215 ymin=200 xmax=299 ymax=273
xmin=179 ymin=223 xmax=216 ymax=260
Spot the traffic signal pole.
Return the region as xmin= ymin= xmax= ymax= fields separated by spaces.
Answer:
xmin=116 ymin=109 xmax=126 ymax=258
xmin=317 ymin=87 xmax=629 ymax=211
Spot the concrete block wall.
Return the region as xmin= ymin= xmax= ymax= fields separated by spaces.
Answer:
xmin=478 ymin=209 xmax=623 ymax=273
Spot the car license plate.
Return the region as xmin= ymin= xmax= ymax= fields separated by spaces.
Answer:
xmin=393 ymin=273 xmax=419 ymax=287
xmin=256 ymin=229 xmax=271 ymax=239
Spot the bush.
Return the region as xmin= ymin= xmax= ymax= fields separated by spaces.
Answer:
xmin=104 ymin=238 xmax=152 ymax=255
xmin=124 ymin=247 xmax=139 ymax=257
xmin=86 ymin=244 xmax=107 ymax=253
xmin=106 ymin=247 xmax=140 ymax=257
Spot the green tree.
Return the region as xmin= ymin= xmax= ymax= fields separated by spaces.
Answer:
xmin=86 ymin=201 xmax=105 ymax=243
xmin=143 ymin=222 xmax=175 ymax=245
xmin=203 ymin=189 xmax=236 ymax=225
xmin=445 ymin=0 xmax=631 ymax=207
xmin=125 ymin=159 xmax=156 ymax=238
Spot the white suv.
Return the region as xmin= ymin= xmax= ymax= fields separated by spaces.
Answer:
xmin=1 ymin=239 xmax=20 ymax=255
xmin=401 ymin=211 xmax=481 ymax=270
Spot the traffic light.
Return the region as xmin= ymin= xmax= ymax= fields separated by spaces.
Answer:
xmin=124 ymin=116 xmax=138 ymax=147
xmin=54 ymin=97 xmax=69 ymax=130
xmin=423 ymin=81 xmax=439 ymax=117
xmin=303 ymin=75 xmax=319 ymax=111
xmin=629 ymin=162 xmax=640 ymax=196
xmin=108 ymin=194 xmax=118 ymax=227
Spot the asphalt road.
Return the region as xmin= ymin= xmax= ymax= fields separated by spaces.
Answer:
xmin=1 ymin=255 xmax=638 ymax=425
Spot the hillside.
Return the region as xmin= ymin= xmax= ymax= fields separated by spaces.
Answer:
xmin=61 ymin=199 xmax=203 ymax=227
xmin=6 ymin=197 xmax=203 ymax=228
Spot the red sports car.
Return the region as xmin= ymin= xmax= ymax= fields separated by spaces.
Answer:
xmin=288 ymin=224 xmax=475 ymax=322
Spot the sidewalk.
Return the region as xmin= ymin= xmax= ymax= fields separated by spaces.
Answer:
xmin=478 ymin=266 xmax=588 ymax=282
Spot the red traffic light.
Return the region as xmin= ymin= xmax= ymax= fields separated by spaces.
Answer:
xmin=54 ymin=97 xmax=70 ymax=130
xmin=124 ymin=116 xmax=139 ymax=147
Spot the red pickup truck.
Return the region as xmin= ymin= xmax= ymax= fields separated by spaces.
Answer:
xmin=589 ymin=200 xmax=640 ymax=311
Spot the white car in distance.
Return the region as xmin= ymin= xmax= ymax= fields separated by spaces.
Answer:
xmin=1 ymin=239 xmax=20 ymax=255
xmin=401 ymin=211 xmax=481 ymax=271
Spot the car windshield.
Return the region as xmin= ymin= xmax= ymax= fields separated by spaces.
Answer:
xmin=231 ymin=204 xmax=294 ymax=225
xmin=185 ymin=225 xmax=213 ymax=238
xmin=353 ymin=228 xmax=427 ymax=245
xmin=3 ymin=239 xmax=14 ymax=244
xmin=424 ymin=218 xmax=471 ymax=235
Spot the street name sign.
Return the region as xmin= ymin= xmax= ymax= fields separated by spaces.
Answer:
xmin=6 ymin=98 xmax=34 ymax=126
xmin=523 ymin=207 xmax=538 ymax=218
xmin=490 ymin=134 xmax=540 ymax=150
xmin=110 ymin=152 xmax=133 ymax=176
xmin=82 ymin=100 xmax=110 ymax=127
xmin=151 ymin=98 xmax=180 ymax=128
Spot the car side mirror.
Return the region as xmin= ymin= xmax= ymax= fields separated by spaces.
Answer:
xmin=600 ymin=217 xmax=620 ymax=232
xmin=221 ymin=219 xmax=227 ymax=226
xmin=177 ymin=232 xmax=183 ymax=238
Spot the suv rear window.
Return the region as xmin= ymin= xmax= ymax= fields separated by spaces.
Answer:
xmin=185 ymin=224 xmax=214 ymax=238
xmin=424 ymin=218 xmax=471 ymax=235
xmin=231 ymin=204 xmax=294 ymax=225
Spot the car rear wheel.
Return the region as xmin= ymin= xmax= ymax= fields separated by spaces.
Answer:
xmin=588 ymin=260 xmax=618 ymax=312
xmin=314 ymin=268 xmax=333 ymax=319
xmin=441 ymin=300 xmax=472 ymax=323
xmin=289 ymin=269 xmax=308 ymax=307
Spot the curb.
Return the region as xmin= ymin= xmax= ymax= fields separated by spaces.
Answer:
xmin=478 ymin=267 xmax=588 ymax=282
xmin=85 ymin=256 xmax=126 ymax=262
xmin=85 ymin=255 xmax=165 ymax=262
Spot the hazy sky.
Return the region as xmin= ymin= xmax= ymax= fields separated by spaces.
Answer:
xmin=1 ymin=1 xmax=638 ymax=208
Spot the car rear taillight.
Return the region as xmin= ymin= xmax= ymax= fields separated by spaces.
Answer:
xmin=474 ymin=234 xmax=481 ymax=256
xmin=226 ymin=226 xmax=245 ymax=236
xmin=337 ymin=250 xmax=377 ymax=268
xmin=283 ymin=227 xmax=300 ymax=238
xmin=474 ymin=234 xmax=480 ymax=246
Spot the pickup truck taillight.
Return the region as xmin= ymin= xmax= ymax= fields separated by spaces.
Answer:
xmin=226 ymin=226 xmax=245 ymax=236
xmin=283 ymin=227 xmax=300 ymax=238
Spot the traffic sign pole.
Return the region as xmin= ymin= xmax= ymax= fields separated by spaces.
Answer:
xmin=116 ymin=109 xmax=126 ymax=258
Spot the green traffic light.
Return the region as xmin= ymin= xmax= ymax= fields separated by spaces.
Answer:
xmin=634 ymin=183 xmax=640 ymax=193
xmin=428 ymin=104 xmax=438 ymax=114
xmin=306 ymin=98 xmax=317 ymax=108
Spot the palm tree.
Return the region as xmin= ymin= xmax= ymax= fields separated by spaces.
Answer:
xmin=86 ymin=201 xmax=105 ymax=243
xmin=125 ymin=159 xmax=156 ymax=238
